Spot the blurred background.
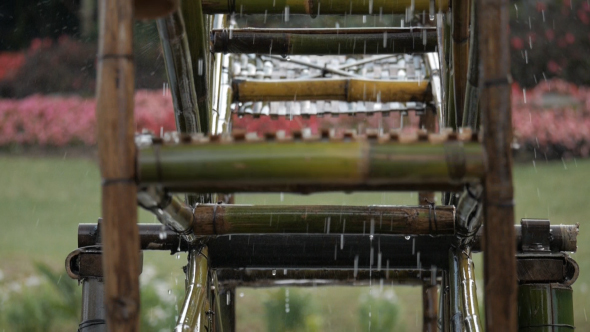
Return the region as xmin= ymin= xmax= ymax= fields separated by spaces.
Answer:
xmin=0 ymin=0 xmax=589 ymax=331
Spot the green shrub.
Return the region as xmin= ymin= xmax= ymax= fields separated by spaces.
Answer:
xmin=358 ymin=290 xmax=403 ymax=332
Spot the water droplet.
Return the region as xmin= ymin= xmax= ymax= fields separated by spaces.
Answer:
xmin=176 ymin=253 xmax=180 ymax=259
xmin=272 ymin=269 xmax=276 ymax=276
xmin=168 ymin=289 xmax=171 ymax=295
xmin=239 ymin=292 xmax=244 ymax=298
xmin=405 ymin=235 xmax=411 ymax=240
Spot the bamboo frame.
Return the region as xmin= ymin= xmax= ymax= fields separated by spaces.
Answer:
xmin=181 ymin=0 xmax=211 ymax=130
xmin=452 ymin=0 xmax=470 ymax=127
xmin=137 ymin=140 xmax=485 ymax=193
xmin=479 ymin=0 xmax=517 ymax=330
xmin=95 ymin=0 xmax=140 ymax=330
xmin=517 ymin=284 xmax=574 ymax=330
xmin=135 ymin=0 xmax=178 ymax=19
xmin=201 ymin=0 xmax=450 ymax=15
xmin=232 ymin=78 xmax=432 ymax=103
xmin=157 ymin=11 xmax=203 ymax=133
xmin=210 ymin=28 xmax=438 ymax=55
xmin=423 ymin=283 xmax=439 ymax=332
xmin=462 ymin=0 xmax=480 ymax=128
xmin=458 ymin=248 xmax=483 ymax=331
xmin=176 ymin=247 xmax=211 ymax=331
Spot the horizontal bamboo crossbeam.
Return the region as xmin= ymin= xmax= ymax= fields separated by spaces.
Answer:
xmin=192 ymin=204 xmax=455 ymax=235
xmin=207 ymin=234 xmax=451 ymax=269
xmin=216 ymin=269 xmax=440 ymax=287
xmin=232 ymin=78 xmax=432 ymax=103
xmin=210 ymin=28 xmax=437 ymax=55
xmin=201 ymin=0 xmax=449 ymax=15
xmin=137 ymin=135 xmax=484 ymax=193
xmin=78 ymin=223 xmax=578 ymax=254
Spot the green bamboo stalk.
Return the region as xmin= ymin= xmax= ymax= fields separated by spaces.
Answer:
xmin=137 ymin=140 xmax=485 ymax=193
xmin=518 ymin=283 xmax=574 ymax=331
xmin=233 ymin=78 xmax=432 ymax=103
xmin=462 ymin=0 xmax=480 ymax=129
xmin=180 ymin=0 xmax=210 ymax=133
xmin=452 ymin=0 xmax=470 ymax=127
xmin=210 ymin=28 xmax=438 ymax=55
xmin=192 ymin=204 xmax=455 ymax=235
xmin=157 ymin=10 xmax=202 ymax=134
xmin=458 ymin=248 xmax=483 ymax=331
xmin=201 ymin=0 xmax=450 ymax=15
xmin=176 ymin=247 xmax=211 ymax=331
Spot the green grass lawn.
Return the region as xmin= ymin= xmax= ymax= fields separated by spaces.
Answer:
xmin=0 ymin=155 xmax=588 ymax=331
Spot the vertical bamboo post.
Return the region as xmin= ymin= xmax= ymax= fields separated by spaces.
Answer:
xmin=419 ymin=106 xmax=437 ymax=204
xmin=479 ymin=0 xmax=517 ymax=331
xmin=452 ymin=0 xmax=470 ymax=127
xmin=422 ymin=283 xmax=439 ymax=332
xmin=96 ymin=0 xmax=140 ymax=330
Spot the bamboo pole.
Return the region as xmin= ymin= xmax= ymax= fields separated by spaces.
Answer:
xmin=181 ymin=0 xmax=210 ymax=130
xmin=137 ymin=140 xmax=485 ymax=193
xmin=211 ymin=28 xmax=438 ymax=55
xmin=176 ymin=247 xmax=211 ymax=331
xmin=95 ymin=0 xmax=140 ymax=330
xmin=517 ymin=284 xmax=574 ymax=331
xmin=479 ymin=0 xmax=517 ymax=330
xmin=423 ymin=283 xmax=439 ymax=332
xmin=192 ymin=204 xmax=455 ymax=235
xmin=232 ymin=78 xmax=432 ymax=103
xmin=419 ymin=106 xmax=437 ymax=204
xmin=458 ymin=248 xmax=483 ymax=331
xmin=448 ymin=248 xmax=463 ymax=332
xmin=462 ymin=0 xmax=480 ymax=129
xmin=157 ymin=11 xmax=202 ymax=133
xmin=201 ymin=0 xmax=450 ymax=15
xmin=452 ymin=0 xmax=470 ymax=127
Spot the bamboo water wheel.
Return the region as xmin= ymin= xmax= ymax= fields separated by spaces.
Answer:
xmin=65 ymin=0 xmax=580 ymax=331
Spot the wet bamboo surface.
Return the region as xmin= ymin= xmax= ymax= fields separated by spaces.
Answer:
xmin=134 ymin=0 xmax=178 ymax=19
xmin=137 ymin=137 xmax=484 ymax=193
xmin=232 ymin=78 xmax=432 ymax=103
xmin=517 ymin=283 xmax=575 ymax=331
xmin=216 ymin=269 xmax=439 ymax=287
xmin=479 ymin=0 xmax=517 ymax=330
xmin=77 ymin=223 xmax=579 ymax=253
xmin=452 ymin=0 xmax=470 ymax=126
xmin=192 ymin=204 xmax=455 ymax=235
xmin=157 ymin=11 xmax=203 ymax=133
xmin=462 ymin=0 xmax=480 ymax=128
xmin=201 ymin=0 xmax=450 ymax=15
xmin=176 ymin=247 xmax=211 ymax=331
xmin=181 ymin=0 xmax=211 ymax=129
xmin=458 ymin=249 xmax=483 ymax=331
xmin=95 ymin=0 xmax=140 ymax=330
xmin=422 ymin=283 xmax=439 ymax=332
xmin=206 ymin=234 xmax=452 ymax=269
xmin=210 ymin=28 xmax=438 ymax=55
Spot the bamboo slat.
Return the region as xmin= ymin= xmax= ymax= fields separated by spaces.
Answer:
xmin=137 ymin=138 xmax=485 ymax=193
xmin=211 ymin=28 xmax=438 ymax=55
xmin=201 ymin=0 xmax=450 ymax=15
xmin=480 ymin=0 xmax=517 ymax=330
xmin=191 ymin=204 xmax=455 ymax=235
xmin=452 ymin=0 xmax=470 ymax=126
xmin=232 ymin=78 xmax=432 ymax=103
xmin=96 ymin=0 xmax=140 ymax=330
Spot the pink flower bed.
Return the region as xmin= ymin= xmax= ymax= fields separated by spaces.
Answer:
xmin=1 ymin=79 xmax=589 ymax=159
xmin=0 ymin=90 xmax=176 ymax=146
xmin=512 ymin=79 xmax=590 ymax=158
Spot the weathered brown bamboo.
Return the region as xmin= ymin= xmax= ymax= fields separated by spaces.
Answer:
xmin=232 ymin=78 xmax=432 ymax=103
xmin=157 ymin=11 xmax=203 ymax=133
xmin=135 ymin=0 xmax=178 ymax=19
xmin=462 ymin=0 xmax=480 ymax=128
xmin=201 ymin=0 xmax=450 ymax=15
xmin=176 ymin=247 xmax=211 ymax=331
xmin=77 ymin=222 xmax=579 ymax=253
xmin=423 ymin=283 xmax=439 ymax=332
xmin=137 ymin=139 xmax=485 ymax=193
xmin=181 ymin=0 xmax=210 ymax=130
xmin=452 ymin=0 xmax=470 ymax=127
xmin=191 ymin=204 xmax=455 ymax=235
xmin=211 ymin=28 xmax=437 ymax=55
xmin=95 ymin=0 xmax=140 ymax=330
xmin=216 ymin=269 xmax=439 ymax=287
xmin=479 ymin=0 xmax=517 ymax=330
